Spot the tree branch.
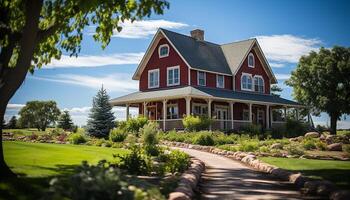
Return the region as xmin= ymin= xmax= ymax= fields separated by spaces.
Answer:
xmin=36 ymin=24 xmax=59 ymax=42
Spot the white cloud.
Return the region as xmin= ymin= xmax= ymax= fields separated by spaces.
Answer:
xmin=256 ymin=35 xmax=321 ymax=63
xmin=6 ymin=104 xmax=25 ymax=110
xmin=46 ymin=52 xmax=144 ymax=68
xmin=275 ymin=73 xmax=291 ymax=80
xmin=111 ymin=20 xmax=188 ymax=38
xmin=269 ymin=62 xmax=285 ymax=68
xmin=31 ymin=73 xmax=138 ymax=93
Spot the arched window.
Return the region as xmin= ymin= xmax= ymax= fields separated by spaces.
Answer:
xmin=159 ymin=44 xmax=169 ymax=58
xmin=254 ymin=76 xmax=264 ymax=93
xmin=248 ymin=53 xmax=255 ymax=68
xmin=241 ymin=73 xmax=253 ymax=91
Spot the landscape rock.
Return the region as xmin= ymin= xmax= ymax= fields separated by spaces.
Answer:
xmin=330 ymin=190 xmax=350 ymax=200
xmin=289 ymin=173 xmax=306 ymax=188
xmin=271 ymin=143 xmax=283 ymax=149
xmin=168 ymin=192 xmax=190 ymax=200
xmin=305 ymin=132 xmax=320 ymax=138
xmin=327 ymin=143 xmax=342 ymax=151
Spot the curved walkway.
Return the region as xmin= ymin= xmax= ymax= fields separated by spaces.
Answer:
xmin=174 ymin=147 xmax=312 ymax=200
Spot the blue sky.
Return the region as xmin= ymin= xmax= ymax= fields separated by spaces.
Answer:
xmin=5 ymin=0 xmax=350 ymax=128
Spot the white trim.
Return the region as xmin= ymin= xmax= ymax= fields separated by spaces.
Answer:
xmin=216 ymin=74 xmax=225 ymax=88
xmin=253 ymin=75 xmax=265 ymax=93
xmin=192 ymin=103 xmax=208 ymax=115
xmin=195 ymin=68 xmax=232 ymax=76
xmin=158 ymin=44 xmax=169 ymax=58
xmin=241 ymin=73 xmax=253 ymax=91
xmin=188 ymin=68 xmax=191 ymax=85
xmin=167 ymin=65 xmax=180 ymax=86
xmin=197 ymin=71 xmax=206 ymax=86
xmin=148 ymin=69 xmax=159 ymax=89
xmin=248 ymin=53 xmax=255 ymax=68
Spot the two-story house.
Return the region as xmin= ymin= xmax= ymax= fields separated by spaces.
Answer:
xmin=110 ymin=28 xmax=306 ymax=131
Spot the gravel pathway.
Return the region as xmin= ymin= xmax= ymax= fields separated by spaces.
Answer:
xmin=174 ymin=147 xmax=311 ymax=200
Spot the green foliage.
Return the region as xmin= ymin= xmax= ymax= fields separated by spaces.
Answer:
xmin=285 ymin=119 xmax=308 ymax=138
xmin=182 ymin=115 xmax=212 ymax=131
xmin=240 ymin=124 xmax=263 ymax=137
xmin=343 ymin=145 xmax=350 ymax=153
xmin=217 ymin=144 xmax=238 ymax=152
xmin=141 ymin=122 xmax=160 ymax=156
xmin=86 ymin=86 xmax=115 ymax=138
xmin=238 ymin=141 xmax=259 ymax=152
xmin=163 ymin=150 xmax=190 ymax=174
xmin=302 ymin=138 xmax=317 ymax=150
xmin=117 ymin=145 xmax=149 ymax=175
xmin=192 ymin=131 xmax=215 ymax=146
xmin=18 ymin=101 xmax=61 ymax=131
xmin=259 ymin=146 xmax=270 ymax=153
xmin=286 ymin=46 xmax=350 ymax=134
xmin=68 ymin=133 xmax=86 ymax=144
xmin=316 ymin=140 xmax=327 ymax=151
xmin=57 ymin=110 xmax=74 ymax=131
xmin=284 ymin=144 xmax=305 ymax=156
xmin=109 ymin=128 xmax=127 ymax=142
xmin=124 ymin=116 xmax=149 ymax=135
xmin=6 ymin=116 xmax=18 ymax=129
xmin=271 ymin=84 xmax=283 ymax=96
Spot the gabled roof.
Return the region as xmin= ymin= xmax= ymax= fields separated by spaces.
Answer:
xmin=110 ymin=86 xmax=302 ymax=107
xmin=161 ymin=29 xmax=232 ymax=75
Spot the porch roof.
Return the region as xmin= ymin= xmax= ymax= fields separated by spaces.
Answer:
xmin=110 ymin=86 xmax=303 ymax=107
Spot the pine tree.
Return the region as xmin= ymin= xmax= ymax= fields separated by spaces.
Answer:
xmin=57 ymin=111 xmax=74 ymax=131
xmin=86 ymin=86 xmax=115 ymax=138
xmin=6 ymin=116 xmax=17 ymax=129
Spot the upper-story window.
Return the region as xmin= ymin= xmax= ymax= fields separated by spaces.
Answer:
xmin=241 ymin=73 xmax=253 ymax=91
xmin=148 ymin=69 xmax=159 ymax=88
xmin=248 ymin=53 xmax=255 ymax=68
xmin=159 ymin=44 xmax=169 ymax=58
xmin=254 ymin=76 xmax=264 ymax=93
xmin=216 ymin=75 xmax=224 ymax=88
xmin=167 ymin=66 xmax=180 ymax=86
xmin=198 ymin=71 xmax=206 ymax=86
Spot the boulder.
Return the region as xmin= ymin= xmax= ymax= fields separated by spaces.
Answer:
xmin=330 ymin=190 xmax=350 ymax=200
xmin=271 ymin=143 xmax=283 ymax=149
xmin=168 ymin=192 xmax=190 ymax=200
xmin=327 ymin=143 xmax=342 ymax=151
xmin=241 ymin=155 xmax=256 ymax=163
xmin=289 ymin=173 xmax=306 ymax=188
xmin=305 ymin=132 xmax=320 ymax=138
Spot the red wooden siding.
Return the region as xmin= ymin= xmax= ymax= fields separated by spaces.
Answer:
xmin=235 ymin=49 xmax=270 ymax=94
xmin=139 ymin=38 xmax=189 ymax=91
xmin=190 ymin=69 xmax=232 ymax=90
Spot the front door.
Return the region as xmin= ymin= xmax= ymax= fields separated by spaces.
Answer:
xmin=216 ymin=108 xmax=228 ymax=130
xmin=147 ymin=106 xmax=156 ymax=120
xmin=257 ymin=109 xmax=265 ymax=127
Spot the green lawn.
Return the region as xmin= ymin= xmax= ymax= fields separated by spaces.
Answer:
xmin=4 ymin=141 xmax=128 ymax=177
xmin=260 ymin=157 xmax=350 ymax=189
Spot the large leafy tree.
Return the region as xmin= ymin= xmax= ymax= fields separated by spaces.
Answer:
xmin=57 ymin=110 xmax=74 ymax=131
xmin=286 ymin=46 xmax=350 ymax=135
xmin=86 ymin=86 xmax=115 ymax=138
xmin=0 ymin=0 xmax=169 ymax=177
xmin=18 ymin=101 xmax=61 ymax=131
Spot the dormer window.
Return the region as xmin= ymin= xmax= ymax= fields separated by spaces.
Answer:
xmin=159 ymin=44 xmax=169 ymax=58
xmin=241 ymin=73 xmax=253 ymax=91
xmin=254 ymin=76 xmax=264 ymax=93
xmin=216 ymin=75 xmax=224 ymax=88
xmin=248 ymin=53 xmax=255 ymax=68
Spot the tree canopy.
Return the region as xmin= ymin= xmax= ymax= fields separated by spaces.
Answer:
xmin=57 ymin=110 xmax=74 ymax=131
xmin=286 ymin=46 xmax=350 ymax=134
xmin=18 ymin=101 xmax=61 ymax=131
xmin=6 ymin=116 xmax=18 ymax=129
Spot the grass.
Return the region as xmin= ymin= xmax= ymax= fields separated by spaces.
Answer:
xmin=260 ymin=157 xmax=350 ymax=189
xmin=4 ymin=141 xmax=128 ymax=177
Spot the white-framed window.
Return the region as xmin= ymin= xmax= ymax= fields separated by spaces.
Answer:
xmin=167 ymin=104 xmax=178 ymax=119
xmin=248 ymin=53 xmax=255 ymax=68
xmin=241 ymin=73 xmax=253 ymax=91
xmin=148 ymin=69 xmax=159 ymax=89
xmin=243 ymin=109 xmax=250 ymax=121
xmin=197 ymin=71 xmax=206 ymax=86
xmin=158 ymin=44 xmax=169 ymax=58
xmin=167 ymin=66 xmax=180 ymax=86
xmin=192 ymin=103 xmax=208 ymax=116
xmin=254 ymin=76 xmax=264 ymax=93
xmin=216 ymin=74 xmax=224 ymax=88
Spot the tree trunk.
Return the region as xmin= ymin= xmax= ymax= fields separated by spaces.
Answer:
xmin=330 ymin=113 xmax=338 ymax=135
xmin=0 ymin=0 xmax=42 ymax=178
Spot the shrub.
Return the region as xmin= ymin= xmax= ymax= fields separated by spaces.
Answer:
xmin=259 ymin=146 xmax=270 ymax=153
xmin=124 ymin=116 xmax=148 ymax=135
xmin=343 ymin=145 xmax=350 ymax=153
xmin=182 ymin=115 xmax=212 ymax=131
xmin=217 ymin=144 xmax=238 ymax=152
xmin=117 ymin=145 xmax=149 ymax=175
xmin=214 ymin=132 xmax=238 ymax=145
xmin=68 ymin=133 xmax=86 ymax=144
xmin=56 ymin=133 xmax=68 ymax=142
xmin=240 ymin=124 xmax=263 ymax=137
xmin=285 ymin=144 xmax=304 ymax=156
xmin=141 ymin=122 xmax=160 ymax=156
xmin=316 ymin=141 xmax=327 ymax=151
xmin=112 ymin=142 xmax=123 ymax=148
xmin=238 ymin=141 xmax=259 ymax=152
xmin=28 ymin=133 xmax=38 ymax=140
xmin=102 ymin=140 xmax=113 ymax=147
xmin=269 ymin=126 xmax=286 ymax=139
xmin=160 ymin=130 xmax=187 ymax=142
xmin=285 ymin=119 xmax=309 ymax=138
xmin=164 ymin=150 xmax=190 ymax=174
xmin=109 ymin=128 xmax=127 ymax=142
xmin=302 ymin=138 xmax=317 ymax=150
xmin=192 ymin=131 xmax=215 ymax=146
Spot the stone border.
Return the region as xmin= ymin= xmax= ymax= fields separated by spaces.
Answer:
xmin=163 ymin=141 xmax=350 ymax=200
xmin=168 ymin=158 xmax=205 ymax=200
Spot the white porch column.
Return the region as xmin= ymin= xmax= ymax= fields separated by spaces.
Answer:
xmin=284 ymin=106 xmax=287 ymax=122
xmin=266 ymin=105 xmax=270 ymax=129
xmin=163 ymin=100 xmax=167 ymax=131
xmin=186 ymin=97 xmax=191 ymax=116
xmin=230 ymin=102 xmax=234 ymax=130
xmin=208 ymin=99 xmax=212 ymax=130
xmin=126 ymin=104 xmax=130 ymax=121
xmin=249 ymin=103 xmax=252 ymax=122
xmin=143 ymin=102 xmax=147 ymax=118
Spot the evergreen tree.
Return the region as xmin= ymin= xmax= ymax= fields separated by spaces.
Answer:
xmin=6 ymin=116 xmax=17 ymax=129
xmin=1 ymin=120 xmax=6 ymax=129
xmin=57 ymin=111 xmax=74 ymax=131
xmin=86 ymin=86 xmax=115 ymax=138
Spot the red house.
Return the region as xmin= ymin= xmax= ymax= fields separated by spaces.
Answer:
xmin=110 ymin=29 xmax=307 ymax=131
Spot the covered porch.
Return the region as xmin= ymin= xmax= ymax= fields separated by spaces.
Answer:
xmin=110 ymin=86 xmax=309 ymax=131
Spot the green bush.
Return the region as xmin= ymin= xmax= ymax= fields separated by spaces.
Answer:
xmin=182 ymin=115 xmax=212 ymax=131
xmin=238 ymin=141 xmax=259 ymax=152
xmin=342 ymin=144 xmax=350 ymax=153
xmin=214 ymin=132 xmax=238 ymax=145
xmin=109 ymin=128 xmax=127 ymax=142
xmin=302 ymin=138 xmax=317 ymax=150
xmin=124 ymin=116 xmax=148 ymax=135
xmin=68 ymin=133 xmax=86 ymax=144
xmin=141 ymin=122 xmax=160 ymax=156
xmin=259 ymin=145 xmax=270 ymax=153
xmin=240 ymin=124 xmax=263 ymax=137
xmin=160 ymin=130 xmax=188 ymax=142
xmin=285 ymin=119 xmax=308 ymax=138
xmin=316 ymin=140 xmax=327 ymax=151
xmin=117 ymin=145 xmax=149 ymax=175
xmin=217 ymin=144 xmax=238 ymax=152
xmin=192 ymin=131 xmax=215 ymax=146
xmin=269 ymin=126 xmax=286 ymax=139
xmin=285 ymin=144 xmax=304 ymax=156
xmin=163 ymin=150 xmax=190 ymax=174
